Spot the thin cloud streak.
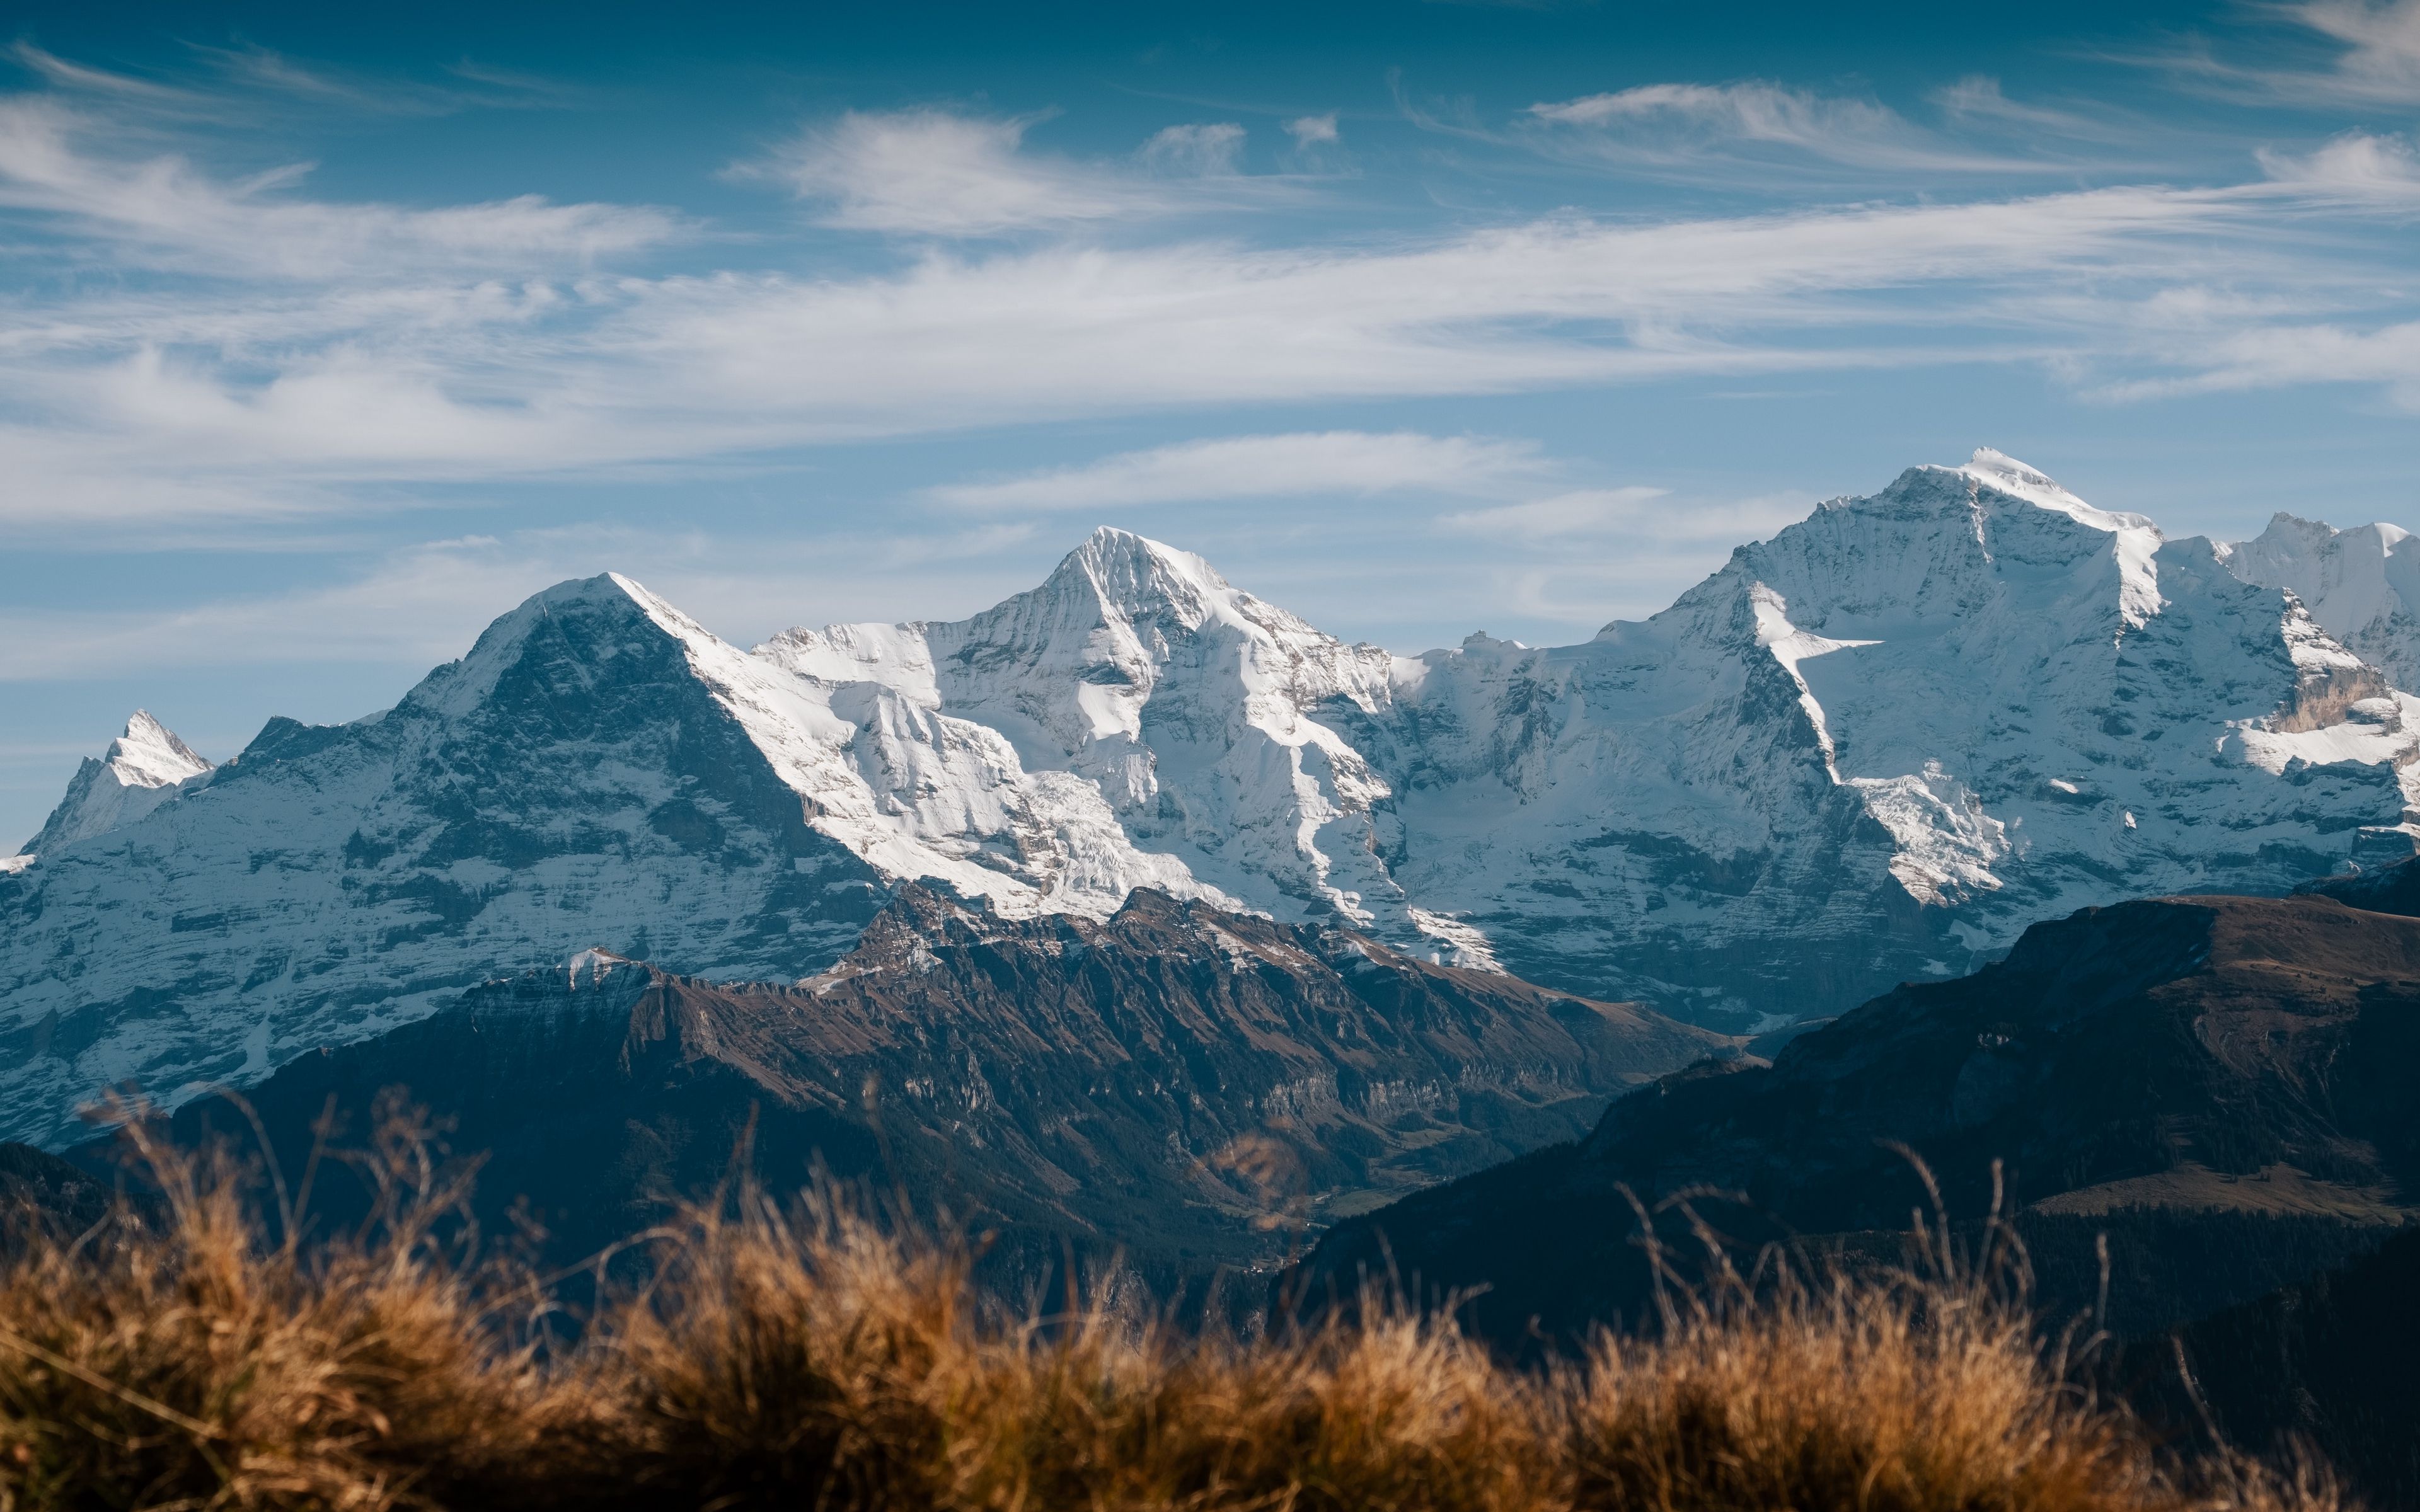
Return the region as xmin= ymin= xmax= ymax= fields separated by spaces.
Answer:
xmin=0 ymin=96 xmax=682 ymax=277
xmin=928 ymin=432 xmax=1549 ymax=510
xmin=4 ymin=55 xmax=2420 ymax=536
xmin=0 ymin=181 xmax=2273 ymax=515
xmin=733 ymin=108 xmax=1272 ymax=236
xmin=0 ymin=525 xmax=1055 ymax=682
xmin=2131 ymin=0 xmax=2420 ymax=105
xmin=1523 ymin=79 xmax=2076 ymax=175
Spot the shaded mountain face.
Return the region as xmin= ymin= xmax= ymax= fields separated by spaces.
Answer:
xmin=6 ymin=452 xmax=2417 ymax=1145
xmin=2294 ymin=847 xmax=2420 ymax=916
xmin=1291 ymin=891 xmax=2420 ymax=1346
xmin=2130 ymin=1223 xmax=2420 ymax=1509
xmin=0 ymin=577 xmax=893 ymax=1148
xmin=126 ymin=886 xmax=1723 ymax=1278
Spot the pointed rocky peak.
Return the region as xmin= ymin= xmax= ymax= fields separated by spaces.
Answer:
xmin=14 ymin=711 xmax=214 ymax=860
xmin=565 ymin=946 xmax=641 ymax=987
xmin=1826 ymin=448 xmax=2165 ymax=627
xmin=2219 ymin=512 xmax=2420 ymax=685
xmin=401 ymin=571 xmax=721 ymax=721
xmin=1037 ymin=526 xmax=1230 ymax=633
xmin=106 ymin=711 xmax=211 ymax=789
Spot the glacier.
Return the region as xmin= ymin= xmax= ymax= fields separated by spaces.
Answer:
xmin=3 ymin=449 xmax=2418 ymax=1147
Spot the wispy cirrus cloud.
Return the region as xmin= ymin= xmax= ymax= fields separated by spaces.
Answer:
xmin=0 ymin=96 xmax=681 ymax=276
xmin=2256 ymin=129 xmax=2420 ymax=204
xmin=1523 ymin=79 xmax=2063 ymax=175
xmin=6 ymin=45 xmax=2420 ymax=542
xmin=929 ymin=431 xmax=1548 ymax=510
xmin=732 ymin=108 xmax=1264 ymax=235
xmin=1439 ymin=487 xmax=1668 ymax=539
xmin=1441 ymin=487 xmax=1811 ymax=545
xmin=0 ymin=524 xmax=1050 ymax=681
xmin=188 ymin=43 xmax=580 ymax=115
xmin=2274 ymin=0 xmax=2420 ymax=101
xmin=1284 ymin=113 xmax=1339 ymax=148
xmin=2138 ymin=0 xmax=2420 ymax=105
xmin=0 ymin=176 xmax=2363 ymax=530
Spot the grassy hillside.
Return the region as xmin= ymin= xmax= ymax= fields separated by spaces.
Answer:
xmin=0 ymin=1121 xmax=2344 ymax=1512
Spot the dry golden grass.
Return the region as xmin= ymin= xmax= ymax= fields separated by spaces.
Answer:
xmin=0 ymin=1123 xmax=2348 ymax=1512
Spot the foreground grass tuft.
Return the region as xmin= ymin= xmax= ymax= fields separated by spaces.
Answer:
xmin=0 ymin=1125 xmax=2344 ymax=1511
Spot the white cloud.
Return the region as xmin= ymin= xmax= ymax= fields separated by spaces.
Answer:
xmin=1441 ymin=487 xmax=1813 ymax=545
xmin=0 ymin=179 xmax=2313 ymax=526
xmin=2096 ymin=318 xmax=2420 ymax=410
xmin=2141 ymin=0 xmax=2420 ymax=105
xmin=0 ymin=97 xmax=679 ymax=277
xmin=928 ymin=431 xmax=1548 ymax=510
xmin=2288 ymin=0 xmax=2420 ymax=101
xmin=737 ymin=109 xmax=1266 ymax=236
xmin=739 ymin=109 xmax=1147 ymax=234
xmin=1141 ymin=122 xmax=1245 ymax=175
xmin=8 ymin=59 xmax=2420 ymax=535
xmin=0 ymin=524 xmax=1057 ymax=681
xmin=1439 ymin=487 xmax=1668 ymax=539
xmin=1928 ymin=76 xmax=2136 ymax=144
xmin=1524 ymin=80 xmax=2049 ymax=173
xmin=2257 ymin=130 xmax=2420 ymax=203
xmin=1286 ymin=113 xmax=1340 ymax=147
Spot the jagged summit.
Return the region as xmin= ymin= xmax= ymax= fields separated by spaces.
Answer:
xmin=1038 ymin=525 xmax=1232 ymax=629
xmin=1957 ymin=447 xmax=2157 ymax=530
xmin=9 ymin=710 xmax=212 ymax=864
xmin=400 ymin=570 xmax=705 ymax=721
xmin=112 ymin=711 xmax=210 ymax=785
xmin=2218 ymin=512 xmax=2420 ymax=688
xmin=6 ymin=454 xmax=2420 ymax=1147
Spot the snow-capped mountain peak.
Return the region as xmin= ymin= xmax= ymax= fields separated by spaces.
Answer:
xmin=8 ymin=457 xmax=2420 ymax=1148
xmin=2217 ymin=512 xmax=2420 ymax=689
xmin=112 ymin=711 xmax=210 ymax=787
xmin=1953 ymin=447 xmax=2165 ymax=627
xmin=758 ymin=525 xmax=1412 ymax=936
xmin=8 ymin=710 xmax=212 ymax=866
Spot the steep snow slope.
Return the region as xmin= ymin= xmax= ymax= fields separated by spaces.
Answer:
xmin=0 ymin=577 xmax=897 ymax=1147
xmin=2218 ymin=512 xmax=2420 ymax=689
xmin=758 ymin=529 xmax=1423 ymax=944
xmin=6 ymin=713 xmax=211 ymax=869
xmin=4 ymin=453 xmax=2416 ymax=1145
xmin=1333 ymin=450 xmax=2418 ymax=1021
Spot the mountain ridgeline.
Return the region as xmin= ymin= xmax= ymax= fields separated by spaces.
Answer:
xmin=123 ymin=884 xmax=1724 ymax=1280
xmin=6 ymin=449 xmax=2420 ymax=1153
xmin=1293 ymin=878 xmax=2420 ymax=1347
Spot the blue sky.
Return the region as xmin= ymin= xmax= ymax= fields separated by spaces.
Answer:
xmin=5 ymin=0 xmax=2420 ymax=845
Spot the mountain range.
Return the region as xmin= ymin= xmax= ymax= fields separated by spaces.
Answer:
xmin=6 ymin=449 xmax=2420 ymax=1148
xmin=124 ymin=883 xmax=1723 ymax=1281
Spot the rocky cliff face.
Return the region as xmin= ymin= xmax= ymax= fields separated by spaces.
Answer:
xmin=7 ymin=450 xmax=2417 ymax=1145
xmin=1291 ymin=888 xmax=2420 ymax=1346
xmin=133 ymin=885 xmax=1725 ymax=1274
